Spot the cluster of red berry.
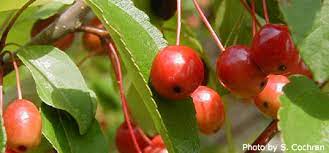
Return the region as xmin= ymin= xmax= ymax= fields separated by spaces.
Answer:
xmin=149 ymin=0 xmax=313 ymax=141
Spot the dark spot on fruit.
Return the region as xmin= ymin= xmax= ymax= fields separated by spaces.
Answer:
xmin=278 ymin=64 xmax=287 ymax=71
xmin=263 ymin=101 xmax=269 ymax=108
xmin=173 ymin=86 xmax=182 ymax=93
xmin=18 ymin=145 xmax=27 ymax=152
xmin=260 ymin=79 xmax=267 ymax=89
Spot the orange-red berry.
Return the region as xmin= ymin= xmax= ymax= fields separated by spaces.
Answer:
xmin=191 ymin=86 xmax=225 ymax=134
xmin=82 ymin=18 xmax=106 ymax=53
xmin=254 ymin=75 xmax=290 ymax=118
xmin=4 ymin=99 xmax=42 ymax=153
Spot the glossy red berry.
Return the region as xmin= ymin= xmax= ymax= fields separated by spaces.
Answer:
xmin=143 ymin=135 xmax=167 ymax=153
xmin=82 ymin=18 xmax=105 ymax=53
xmin=115 ymin=122 xmax=149 ymax=153
xmin=4 ymin=99 xmax=42 ymax=153
xmin=151 ymin=45 xmax=205 ymax=100
xmin=31 ymin=15 xmax=75 ymax=50
xmin=251 ymin=24 xmax=300 ymax=74
xmin=254 ymin=75 xmax=290 ymax=118
xmin=191 ymin=86 xmax=225 ymax=134
xmin=216 ymin=45 xmax=266 ymax=98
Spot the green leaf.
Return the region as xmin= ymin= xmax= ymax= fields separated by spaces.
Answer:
xmin=17 ymin=46 xmax=95 ymax=134
xmin=215 ymin=0 xmax=253 ymax=46
xmin=0 ymin=0 xmax=73 ymax=12
xmin=85 ymin=0 xmax=200 ymax=152
xmin=41 ymin=104 xmax=108 ymax=153
xmin=26 ymin=137 xmax=53 ymax=153
xmin=279 ymin=0 xmax=321 ymax=44
xmin=279 ymin=76 xmax=329 ymax=153
xmin=278 ymin=0 xmax=329 ymax=82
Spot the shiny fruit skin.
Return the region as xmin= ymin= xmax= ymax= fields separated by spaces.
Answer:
xmin=115 ymin=122 xmax=149 ymax=153
xmin=151 ymin=45 xmax=205 ymax=100
xmin=4 ymin=99 xmax=42 ymax=153
xmin=31 ymin=15 xmax=74 ymax=50
xmin=82 ymin=18 xmax=105 ymax=53
xmin=216 ymin=45 xmax=266 ymax=98
xmin=191 ymin=86 xmax=225 ymax=134
xmin=143 ymin=135 xmax=167 ymax=153
xmin=251 ymin=24 xmax=300 ymax=74
xmin=254 ymin=75 xmax=290 ymax=118
xmin=151 ymin=0 xmax=177 ymax=20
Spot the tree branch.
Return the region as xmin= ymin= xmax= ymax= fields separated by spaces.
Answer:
xmin=29 ymin=0 xmax=89 ymax=45
xmin=2 ymin=0 xmax=90 ymax=75
xmin=245 ymin=120 xmax=279 ymax=153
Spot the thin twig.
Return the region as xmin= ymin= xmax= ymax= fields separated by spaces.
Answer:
xmin=245 ymin=120 xmax=279 ymax=153
xmin=239 ymin=0 xmax=261 ymax=28
xmin=0 ymin=0 xmax=37 ymax=51
xmin=176 ymin=0 xmax=182 ymax=45
xmin=251 ymin=0 xmax=257 ymax=36
xmin=262 ymin=0 xmax=270 ymax=24
xmin=105 ymin=38 xmax=142 ymax=153
xmin=192 ymin=0 xmax=225 ymax=52
xmin=77 ymin=26 xmax=108 ymax=37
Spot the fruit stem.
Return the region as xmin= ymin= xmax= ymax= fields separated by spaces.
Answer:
xmin=245 ymin=120 xmax=278 ymax=153
xmin=137 ymin=127 xmax=152 ymax=145
xmin=77 ymin=26 xmax=109 ymax=37
xmin=105 ymin=39 xmax=142 ymax=153
xmin=262 ymin=0 xmax=270 ymax=24
xmin=239 ymin=0 xmax=261 ymax=28
xmin=0 ymin=0 xmax=36 ymax=52
xmin=192 ymin=0 xmax=225 ymax=52
xmin=176 ymin=0 xmax=182 ymax=46
xmin=3 ymin=51 xmax=22 ymax=100
xmin=251 ymin=0 xmax=257 ymax=36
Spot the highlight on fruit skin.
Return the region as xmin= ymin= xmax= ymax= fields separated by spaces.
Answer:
xmin=191 ymin=86 xmax=225 ymax=134
xmin=31 ymin=15 xmax=75 ymax=50
xmin=254 ymin=74 xmax=290 ymax=118
xmin=216 ymin=45 xmax=266 ymax=99
xmin=251 ymin=24 xmax=300 ymax=75
xmin=115 ymin=122 xmax=149 ymax=153
xmin=151 ymin=45 xmax=205 ymax=100
xmin=4 ymin=99 xmax=42 ymax=153
xmin=82 ymin=18 xmax=106 ymax=53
